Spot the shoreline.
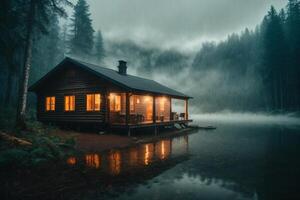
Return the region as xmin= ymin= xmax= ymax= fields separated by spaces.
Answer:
xmin=56 ymin=126 xmax=201 ymax=153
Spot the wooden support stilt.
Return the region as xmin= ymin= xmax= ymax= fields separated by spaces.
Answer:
xmin=154 ymin=125 xmax=157 ymax=136
xmin=128 ymin=127 xmax=131 ymax=137
xmin=170 ymin=138 xmax=173 ymax=155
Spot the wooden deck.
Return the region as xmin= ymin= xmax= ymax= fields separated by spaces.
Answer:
xmin=110 ymin=119 xmax=193 ymax=129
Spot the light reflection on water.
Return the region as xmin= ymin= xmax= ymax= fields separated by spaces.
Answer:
xmin=67 ymin=135 xmax=189 ymax=176
xmin=62 ymin=124 xmax=300 ymax=200
xmin=85 ymin=154 xmax=101 ymax=169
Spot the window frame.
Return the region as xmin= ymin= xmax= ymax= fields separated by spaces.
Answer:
xmin=45 ymin=96 xmax=56 ymax=112
xmin=64 ymin=95 xmax=76 ymax=112
xmin=86 ymin=93 xmax=101 ymax=112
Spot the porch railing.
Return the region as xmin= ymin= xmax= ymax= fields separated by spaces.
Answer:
xmin=110 ymin=111 xmax=187 ymax=125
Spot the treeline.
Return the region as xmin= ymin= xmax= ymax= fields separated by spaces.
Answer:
xmin=191 ymin=29 xmax=264 ymax=111
xmin=192 ymin=0 xmax=300 ymax=112
xmin=0 ymin=0 xmax=104 ymax=127
xmin=261 ymin=1 xmax=300 ymax=111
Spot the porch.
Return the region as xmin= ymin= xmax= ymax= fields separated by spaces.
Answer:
xmin=108 ymin=93 xmax=191 ymax=129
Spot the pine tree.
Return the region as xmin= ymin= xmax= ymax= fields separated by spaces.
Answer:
xmin=0 ymin=0 xmax=25 ymax=107
xmin=262 ymin=6 xmax=287 ymax=110
xmin=286 ymin=0 xmax=300 ymax=110
xmin=69 ymin=0 xmax=94 ymax=59
xmin=94 ymin=30 xmax=105 ymax=63
xmin=16 ymin=0 xmax=71 ymax=129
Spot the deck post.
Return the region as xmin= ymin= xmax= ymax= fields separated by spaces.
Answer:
xmin=184 ymin=99 xmax=189 ymax=120
xmin=153 ymin=96 xmax=157 ymax=135
xmin=170 ymin=138 xmax=173 ymax=155
xmin=125 ymin=92 xmax=130 ymax=125
xmin=106 ymin=92 xmax=110 ymax=124
xmin=153 ymin=96 xmax=156 ymax=124
xmin=169 ymin=97 xmax=172 ymax=121
xmin=128 ymin=127 xmax=131 ymax=137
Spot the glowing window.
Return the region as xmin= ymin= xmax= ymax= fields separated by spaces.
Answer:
xmin=160 ymin=98 xmax=165 ymax=111
xmin=110 ymin=94 xmax=121 ymax=111
xmin=86 ymin=94 xmax=101 ymax=111
xmin=45 ymin=96 xmax=55 ymax=111
xmin=65 ymin=95 xmax=75 ymax=111
xmin=130 ymin=97 xmax=134 ymax=111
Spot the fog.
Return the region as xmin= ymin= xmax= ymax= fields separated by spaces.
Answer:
xmin=64 ymin=0 xmax=286 ymax=52
xmin=192 ymin=112 xmax=300 ymax=126
xmin=101 ymin=35 xmax=263 ymax=113
xmin=87 ymin=0 xmax=285 ymax=52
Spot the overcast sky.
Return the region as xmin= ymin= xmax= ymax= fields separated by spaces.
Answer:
xmin=69 ymin=0 xmax=286 ymax=52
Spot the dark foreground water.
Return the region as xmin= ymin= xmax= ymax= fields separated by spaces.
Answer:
xmin=62 ymin=119 xmax=300 ymax=200
xmin=3 ymin=118 xmax=300 ymax=200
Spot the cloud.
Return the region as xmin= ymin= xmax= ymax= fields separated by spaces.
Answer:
xmin=85 ymin=0 xmax=285 ymax=51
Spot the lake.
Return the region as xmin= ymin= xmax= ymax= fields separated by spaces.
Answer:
xmin=3 ymin=115 xmax=300 ymax=200
xmin=62 ymin=115 xmax=300 ymax=200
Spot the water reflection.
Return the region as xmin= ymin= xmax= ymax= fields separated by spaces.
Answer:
xmin=67 ymin=135 xmax=189 ymax=176
xmin=155 ymin=140 xmax=171 ymax=160
xmin=66 ymin=156 xmax=76 ymax=165
xmin=85 ymin=154 xmax=101 ymax=169
xmin=128 ymin=147 xmax=138 ymax=167
xmin=108 ymin=151 xmax=121 ymax=175
xmin=7 ymin=125 xmax=300 ymax=200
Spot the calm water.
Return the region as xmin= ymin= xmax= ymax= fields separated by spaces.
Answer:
xmin=63 ymin=120 xmax=300 ymax=200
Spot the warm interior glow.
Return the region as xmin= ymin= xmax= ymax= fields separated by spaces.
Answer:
xmin=86 ymin=94 xmax=101 ymax=111
xmin=144 ymin=96 xmax=151 ymax=102
xmin=65 ymin=95 xmax=75 ymax=111
xmin=160 ymin=97 xmax=166 ymax=111
xmin=145 ymin=96 xmax=153 ymax=121
xmin=95 ymin=94 xmax=100 ymax=110
xmin=45 ymin=96 xmax=55 ymax=111
xmin=130 ymin=96 xmax=134 ymax=111
xmin=85 ymin=154 xmax=101 ymax=169
xmin=110 ymin=93 xmax=121 ymax=111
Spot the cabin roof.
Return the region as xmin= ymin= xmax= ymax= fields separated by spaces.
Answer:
xmin=29 ymin=57 xmax=191 ymax=99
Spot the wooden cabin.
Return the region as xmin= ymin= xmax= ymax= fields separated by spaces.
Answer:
xmin=29 ymin=57 xmax=192 ymax=132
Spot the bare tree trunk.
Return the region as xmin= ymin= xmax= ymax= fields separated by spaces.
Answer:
xmin=16 ymin=0 xmax=36 ymax=129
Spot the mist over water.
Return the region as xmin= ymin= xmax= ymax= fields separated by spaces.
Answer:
xmin=191 ymin=112 xmax=300 ymax=126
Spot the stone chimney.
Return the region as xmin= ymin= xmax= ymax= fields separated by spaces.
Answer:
xmin=118 ymin=60 xmax=127 ymax=75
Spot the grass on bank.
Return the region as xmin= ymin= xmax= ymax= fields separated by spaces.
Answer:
xmin=0 ymin=107 xmax=76 ymax=170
